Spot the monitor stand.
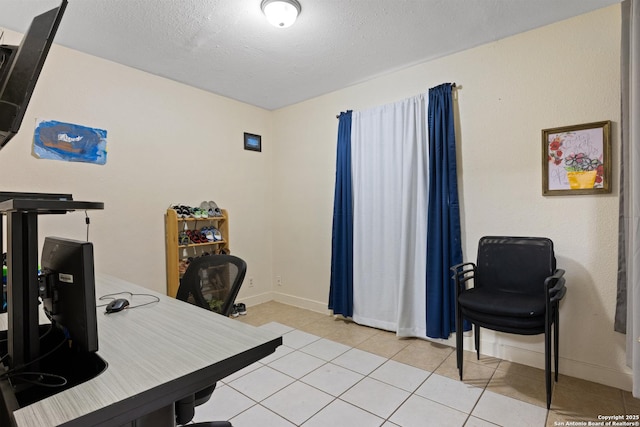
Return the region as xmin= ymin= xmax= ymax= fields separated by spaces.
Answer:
xmin=0 ymin=193 xmax=103 ymax=370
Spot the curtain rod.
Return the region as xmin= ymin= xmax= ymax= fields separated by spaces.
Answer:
xmin=336 ymin=83 xmax=457 ymax=118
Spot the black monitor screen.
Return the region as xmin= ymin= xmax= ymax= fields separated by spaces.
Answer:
xmin=40 ymin=236 xmax=98 ymax=353
xmin=0 ymin=0 xmax=67 ymax=149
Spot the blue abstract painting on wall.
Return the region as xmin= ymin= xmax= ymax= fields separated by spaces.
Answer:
xmin=33 ymin=119 xmax=107 ymax=165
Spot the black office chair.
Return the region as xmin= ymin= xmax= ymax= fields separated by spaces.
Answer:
xmin=450 ymin=236 xmax=566 ymax=409
xmin=174 ymin=254 xmax=247 ymax=427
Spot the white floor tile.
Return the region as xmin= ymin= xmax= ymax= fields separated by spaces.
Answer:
xmin=332 ymin=347 xmax=387 ymax=375
xmin=369 ymin=359 xmax=431 ymax=392
xmin=259 ymin=321 xmax=295 ymax=335
xmin=262 ymin=381 xmax=334 ymax=425
xmin=283 ymin=329 xmax=322 ymax=349
xmin=268 ymin=350 xmax=326 ymax=379
xmin=301 ymin=362 xmax=364 ymax=397
xmin=302 ymin=398 xmax=384 ymax=427
xmin=229 ymin=404 xmax=296 ymax=427
xmin=227 ymin=366 xmax=294 ymax=402
xmin=220 ymin=361 xmax=262 ymax=383
xmin=464 ymin=416 xmax=501 ymax=427
xmin=222 ymin=325 xmax=558 ymax=427
xmin=340 ymin=377 xmax=410 ymax=419
xmin=192 ymin=383 xmax=255 ymax=422
xmin=471 ymin=390 xmax=547 ymax=427
xmin=414 ymin=373 xmax=483 ymax=413
xmin=300 ymin=338 xmax=352 ymax=361
xmin=259 ymin=343 xmax=295 ymax=365
xmin=389 ymin=394 xmax=468 ymax=427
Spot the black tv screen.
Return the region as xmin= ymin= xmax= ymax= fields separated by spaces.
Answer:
xmin=0 ymin=0 xmax=67 ymax=149
xmin=40 ymin=236 xmax=98 ymax=353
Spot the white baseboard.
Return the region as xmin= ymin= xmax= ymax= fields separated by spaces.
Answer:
xmin=236 ymin=291 xmax=274 ymax=307
xmin=234 ymin=294 xmax=633 ymax=392
xmin=461 ymin=335 xmax=633 ymax=392
xmin=272 ymin=291 xmax=332 ymax=315
xmin=237 ymin=291 xmax=330 ymax=314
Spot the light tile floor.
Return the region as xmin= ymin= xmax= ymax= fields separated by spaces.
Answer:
xmin=192 ymin=301 xmax=640 ymax=427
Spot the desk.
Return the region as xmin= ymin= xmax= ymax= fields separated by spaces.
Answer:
xmin=1 ymin=274 xmax=282 ymax=426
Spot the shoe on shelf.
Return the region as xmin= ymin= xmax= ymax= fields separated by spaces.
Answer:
xmin=208 ymin=201 xmax=223 ymax=217
xmin=234 ymin=303 xmax=247 ymax=315
xmin=178 ymin=231 xmax=190 ymax=246
xmin=202 ymin=227 xmax=214 ymax=242
xmin=170 ymin=204 xmax=188 ymax=218
xmin=200 ymin=201 xmax=214 ymax=218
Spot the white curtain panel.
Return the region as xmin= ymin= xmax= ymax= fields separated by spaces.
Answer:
xmin=623 ymin=0 xmax=640 ymax=397
xmin=351 ymin=94 xmax=429 ymax=336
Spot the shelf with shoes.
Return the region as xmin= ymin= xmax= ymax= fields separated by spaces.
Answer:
xmin=165 ymin=204 xmax=230 ymax=298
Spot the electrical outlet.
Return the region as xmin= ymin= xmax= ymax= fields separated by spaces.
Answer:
xmin=248 ymin=277 xmax=254 ymax=287
xmin=276 ymin=276 xmax=282 ymax=287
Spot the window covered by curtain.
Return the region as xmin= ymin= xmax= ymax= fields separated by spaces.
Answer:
xmin=328 ymin=84 xmax=463 ymax=339
xmin=350 ymin=94 xmax=430 ymax=334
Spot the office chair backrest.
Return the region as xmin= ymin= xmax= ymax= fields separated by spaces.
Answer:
xmin=475 ymin=236 xmax=556 ymax=295
xmin=176 ymin=254 xmax=247 ymax=317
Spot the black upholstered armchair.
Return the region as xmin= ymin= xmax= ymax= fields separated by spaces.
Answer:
xmin=175 ymin=254 xmax=247 ymax=427
xmin=450 ymin=236 xmax=566 ymax=409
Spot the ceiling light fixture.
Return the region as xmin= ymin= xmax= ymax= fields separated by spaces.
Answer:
xmin=261 ymin=0 xmax=301 ymax=28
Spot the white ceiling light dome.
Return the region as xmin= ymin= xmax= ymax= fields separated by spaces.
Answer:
xmin=261 ymin=0 xmax=301 ymax=28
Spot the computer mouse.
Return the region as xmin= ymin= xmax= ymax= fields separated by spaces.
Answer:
xmin=106 ymin=298 xmax=130 ymax=313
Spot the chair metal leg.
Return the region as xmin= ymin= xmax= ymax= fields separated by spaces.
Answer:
xmin=474 ymin=325 xmax=480 ymax=360
xmin=554 ymin=307 xmax=560 ymax=382
xmin=545 ymin=322 xmax=552 ymax=409
xmin=456 ymin=305 xmax=463 ymax=380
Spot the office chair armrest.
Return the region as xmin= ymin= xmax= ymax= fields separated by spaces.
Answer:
xmin=175 ymin=394 xmax=196 ymax=425
xmin=544 ymin=269 xmax=565 ymax=289
xmin=450 ymin=262 xmax=475 ymax=272
xmin=547 ymin=268 xmax=565 ymax=280
xmin=450 ymin=262 xmax=476 ymax=294
xmin=545 ymin=269 xmax=567 ymax=304
xmin=552 ymin=284 xmax=567 ymax=303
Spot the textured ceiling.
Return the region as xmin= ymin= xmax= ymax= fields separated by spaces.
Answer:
xmin=0 ymin=0 xmax=622 ymax=110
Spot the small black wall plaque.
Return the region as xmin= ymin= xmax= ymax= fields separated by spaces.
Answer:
xmin=244 ymin=133 xmax=261 ymax=152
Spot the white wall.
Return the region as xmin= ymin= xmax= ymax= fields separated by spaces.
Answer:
xmin=0 ymin=29 xmax=275 ymax=303
xmin=271 ymin=5 xmax=627 ymax=390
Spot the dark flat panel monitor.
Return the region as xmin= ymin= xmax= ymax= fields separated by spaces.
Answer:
xmin=0 ymin=0 xmax=67 ymax=149
xmin=40 ymin=236 xmax=98 ymax=353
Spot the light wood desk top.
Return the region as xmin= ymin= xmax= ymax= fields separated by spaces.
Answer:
xmin=2 ymin=274 xmax=282 ymax=427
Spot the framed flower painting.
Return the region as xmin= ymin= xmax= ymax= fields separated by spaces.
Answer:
xmin=542 ymin=121 xmax=611 ymax=196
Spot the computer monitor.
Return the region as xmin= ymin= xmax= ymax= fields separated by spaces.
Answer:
xmin=0 ymin=0 xmax=67 ymax=149
xmin=39 ymin=236 xmax=98 ymax=353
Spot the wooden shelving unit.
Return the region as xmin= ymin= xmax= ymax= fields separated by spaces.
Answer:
xmin=164 ymin=207 xmax=230 ymax=298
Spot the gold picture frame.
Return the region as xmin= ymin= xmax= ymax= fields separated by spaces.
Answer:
xmin=542 ymin=120 xmax=611 ymax=196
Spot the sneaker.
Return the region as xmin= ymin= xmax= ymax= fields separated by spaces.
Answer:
xmin=231 ymin=305 xmax=240 ymax=317
xmin=178 ymin=231 xmax=190 ymax=246
xmin=235 ymin=303 xmax=247 ymax=315
xmin=208 ymin=201 xmax=223 ymax=217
